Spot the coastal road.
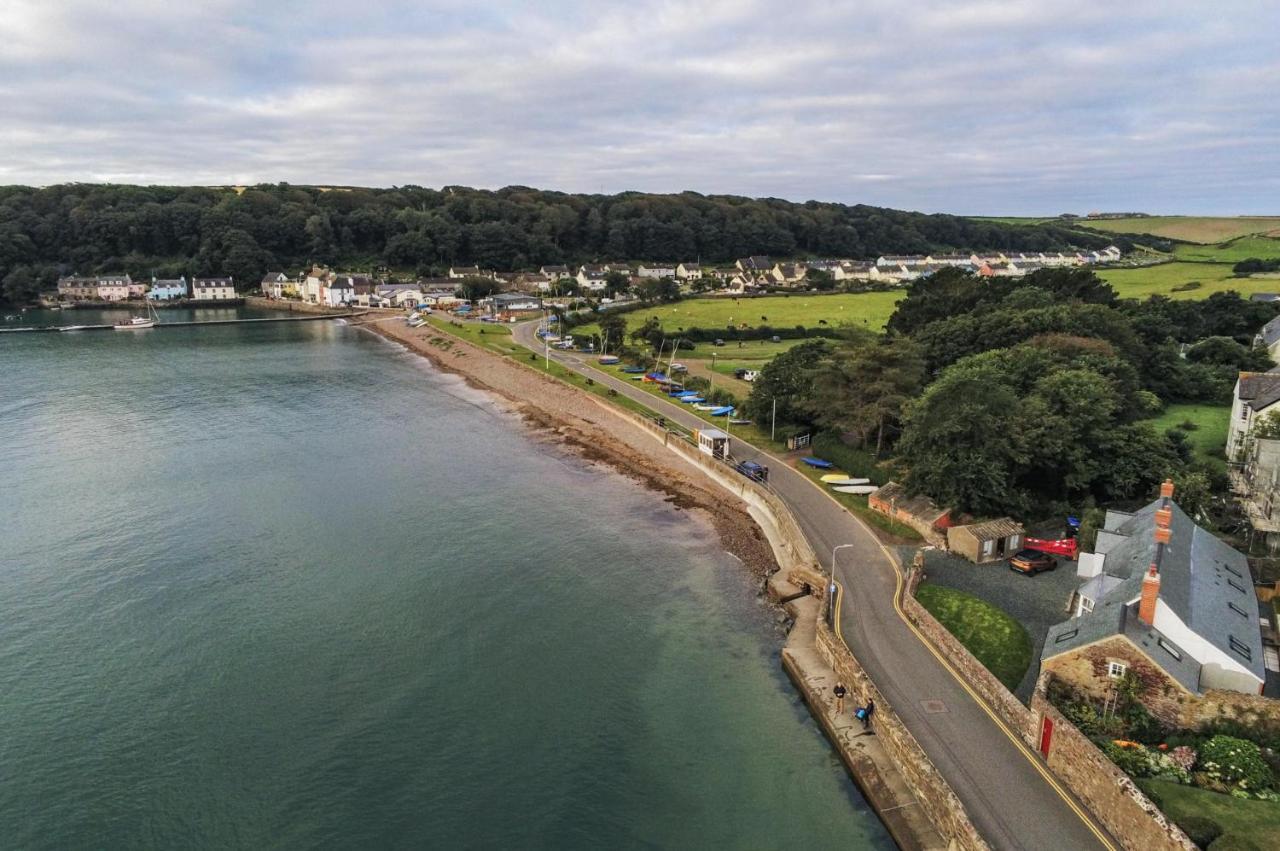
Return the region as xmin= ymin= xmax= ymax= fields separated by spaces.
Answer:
xmin=510 ymin=321 xmax=1113 ymax=851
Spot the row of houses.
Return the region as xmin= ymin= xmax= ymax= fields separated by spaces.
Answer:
xmin=55 ymin=275 xmax=236 ymax=301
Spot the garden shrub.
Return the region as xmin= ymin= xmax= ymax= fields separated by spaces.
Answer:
xmin=1175 ymin=815 xmax=1222 ymax=849
xmin=1103 ymin=741 xmax=1153 ymax=777
xmin=1197 ymin=735 xmax=1274 ymax=794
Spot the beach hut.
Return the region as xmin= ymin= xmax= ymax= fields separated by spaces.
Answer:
xmin=695 ymin=428 xmax=730 ymax=461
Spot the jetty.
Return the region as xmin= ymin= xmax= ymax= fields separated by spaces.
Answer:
xmin=0 ymin=311 xmax=365 ymax=334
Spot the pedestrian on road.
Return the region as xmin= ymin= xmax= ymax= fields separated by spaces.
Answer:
xmin=833 ymin=682 xmax=847 ymax=713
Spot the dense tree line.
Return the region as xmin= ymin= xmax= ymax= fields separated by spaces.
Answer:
xmin=0 ymin=183 xmax=1113 ymax=304
xmin=746 ymin=267 xmax=1278 ymax=516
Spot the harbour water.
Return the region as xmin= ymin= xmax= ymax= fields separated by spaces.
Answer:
xmin=0 ymin=314 xmax=891 ymax=848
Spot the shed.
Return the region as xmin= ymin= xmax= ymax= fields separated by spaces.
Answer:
xmin=947 ymin=518 xmax=1026 ymax=564
xmin=868 ymin=482 xmax=952 ymax=546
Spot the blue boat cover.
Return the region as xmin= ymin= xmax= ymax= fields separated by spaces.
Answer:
xmin=801 ymin=457 xmax=835 ymax=468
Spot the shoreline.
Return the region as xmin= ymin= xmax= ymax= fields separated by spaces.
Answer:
xmin=357 ymin=314 xmax=951 ymax=850
xmin=358 ymin=316 xmax=781 ymax=583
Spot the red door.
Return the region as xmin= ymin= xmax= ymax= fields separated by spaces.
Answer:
xmin=1039 ymin=715 xmax=1054 ymax=758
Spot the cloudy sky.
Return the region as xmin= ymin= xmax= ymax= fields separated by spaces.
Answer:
xmin=0 ymin=0 xmax=1275 ymax=214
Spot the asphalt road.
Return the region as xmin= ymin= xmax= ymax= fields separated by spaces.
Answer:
xmin=511 ymin=321 xmax=1113 ymax=850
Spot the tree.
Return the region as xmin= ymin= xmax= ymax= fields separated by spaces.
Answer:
xmin=604 ymin=270 xmax=631 ymax=297
xmin=637 ymin=277 xmax=679 ymax=303
xmin=743 ymin=340 xmax=830 ymax=429
xmin=456 ymin=275 xmax=500 ymax=301
xmin=630 ymin=316 xmax=664 ymax=352
xmin=597 ymin=312 xmax=628 ymax=352
xmin=809 ymin=335 xmax=925 ymax=454
xmin=2 ymin=266 xmax=41 ymax=304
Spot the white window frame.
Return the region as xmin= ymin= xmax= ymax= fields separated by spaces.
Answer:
xmin=1107 ymin=661 xmax=1127 ymax=679
xmin=1078 ymin=597 xmax=1094 ymax=616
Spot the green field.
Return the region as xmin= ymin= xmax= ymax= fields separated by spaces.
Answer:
xmin=966 ymin=216 xmax=1059 ymax=226
xmin=1138 ymin=779 xmax=1280 ymax=850
xmin=1096 ymin=262 xmax=1274 ymax=299
xmin=573 ymin=291 xmax=905 ymax=341
xmin=1146 ymin=404 xmax=1230 ymax=472
xmin=1082 ymin=216 xmax=1280 ymax=243
xmin=915 ymin=584 xmax=1033 ymax=691
xmin=1173 ymin=235 xmax=1280 ymax=263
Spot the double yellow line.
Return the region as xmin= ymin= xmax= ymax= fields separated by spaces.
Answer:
xmin=815 ymin=482 xmax=1116 ymax=851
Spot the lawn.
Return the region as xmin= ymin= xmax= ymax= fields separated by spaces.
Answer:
xmin=572 ymin=291 xmax=905 ymax=340
xmin=1138 ymin=778 xmax=1280 ymax=850
xmin=914 ymin=584 xmax=1033 ymax=691
xmin=1173 ymin=235 xmax=1280 ymax=263
xmin=1082 ymin=216 xmax=1280 ymax=243
xmin=1146 ymin=404 xmax=1229 ymax=465
xmin=1097 ymin=262 xmax=1273 ymax=300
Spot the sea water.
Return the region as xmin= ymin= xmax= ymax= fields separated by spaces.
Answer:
xmin=0 ymin=314 xmax=890 ymax=848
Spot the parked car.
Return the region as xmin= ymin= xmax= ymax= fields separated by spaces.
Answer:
xmin=735 ymin=460 xmax=769 ymax=483
xmin=1009 ymin=549 xmax=1057 ymax=575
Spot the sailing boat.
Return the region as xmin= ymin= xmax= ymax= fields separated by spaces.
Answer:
xmin=115 ymin=299 xmax=160 ymax=331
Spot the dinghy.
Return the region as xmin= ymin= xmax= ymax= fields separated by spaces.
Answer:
xmin=801 ymin=457 xmax=835 ymax=469
xmin=820 ymin=473 xmax=849 ymax=482
xmin=826 ymin=478 xmax=871 ymax=487
xmin=833 ymin=485 xmax=877 ymax=495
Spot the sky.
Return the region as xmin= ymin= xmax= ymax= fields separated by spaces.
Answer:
xmin=0 ymin=0 xmax=1276 ymax=215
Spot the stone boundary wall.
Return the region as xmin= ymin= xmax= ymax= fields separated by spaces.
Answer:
xmin=902 ymin=559 xmax=1034 ymax=744
xmin=908 ymin=556 xmax=1197 ymax=850
xmin=816 ymin=622 xmax=989 ymax=851
xmin=1030 ymin=676 xmax=1195 ymax=851
xmin=602 ymin=402 xmax=991 ymax=850
xmin=243 ymin=296 xmax=348 ymax=315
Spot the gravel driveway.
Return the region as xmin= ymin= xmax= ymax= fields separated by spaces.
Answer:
xmin=919 ymin=547 xmax=1080 ymax=701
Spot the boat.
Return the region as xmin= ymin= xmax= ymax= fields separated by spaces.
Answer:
xmin=114 ymin=301 xmax=159 ymax=331
xmin=833 ymin=485 xmax=877 ymax=495
xmin=620 ymin=366 xmax=646 ymax=374
xmin=801 ymin=457 xmax=835 ymax=469
xmin=820 ymin=473 xmax=850 ymax=482
xmin=599 ymin=355 xmax=620 ymax=365
xmin=826 ymin=478 xmax=871 ymax=487
xmin=708 ymin=406 xmax=735 ymax=416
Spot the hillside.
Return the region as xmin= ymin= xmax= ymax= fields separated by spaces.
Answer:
xmin=0 ymin=184 xmax=1111 ymax=303
xmin=1079 ymin=216 xmax=1280 ymax=243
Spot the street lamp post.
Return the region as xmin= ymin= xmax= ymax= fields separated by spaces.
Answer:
xmin=830 ymin=543 xmax=855 ymax=626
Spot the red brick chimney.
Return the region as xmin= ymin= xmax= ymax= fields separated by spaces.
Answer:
xmin=1139 ymin=563 xmax=1161 ymax=625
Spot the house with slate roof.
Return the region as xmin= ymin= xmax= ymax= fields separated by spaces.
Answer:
xmin=1226 ymin=366 xmax=1280 ymax=460
xmin=1043 ymin=481 xmax=1266 ymax=715
xmin=1254 ymin=314 xmax=1280 ymax=361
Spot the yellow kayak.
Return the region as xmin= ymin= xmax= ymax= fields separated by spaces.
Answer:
xmin=819 ymin=473 xmax=849 ymax=482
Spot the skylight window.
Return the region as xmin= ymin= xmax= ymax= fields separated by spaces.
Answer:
xmin=1228 ymin=602 xmax=1249 ymax=617
xmin=1157 ymin=638 xmax=1182 ymax=661
xmin=1228 ymin=636 xmax=1253 ymax=661
xmin=1228 ymin=579 xmax=1246 ymax=593
xmin=1224 ymin=563 xmax=1243 ymax=578
xmin=1054 ymin=629 xmax=1079 ymax=644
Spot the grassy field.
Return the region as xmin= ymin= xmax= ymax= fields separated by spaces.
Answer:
xmin=573 ymin=291 xmax=905 ymax=340
xmin=915 ymin=584 xmax=1033 ymax=690
xmin=1138 ymin=779 xmax=1280 ymax=850
xmin=1081 ymin=216 xmax=1280 ymax=243
xmin=966 ymin=216 xmax=1059 ymax=226
xmin=1146 ymin=404 xmax=1230 ymax=472
xmin=1096 ymin=262 xmax=1274 ymax=299
xmin=1173 ymin=235 xmax=1280 ymax=263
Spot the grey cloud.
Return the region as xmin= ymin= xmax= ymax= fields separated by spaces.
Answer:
xmin=0 ymin=0 xmax=1275 ymax=214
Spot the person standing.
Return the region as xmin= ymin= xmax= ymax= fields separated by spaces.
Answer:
xmin=833 ymin=682 xmax=847 ymax=714
xmin=862 ymin=699 xmax=876 ymax=730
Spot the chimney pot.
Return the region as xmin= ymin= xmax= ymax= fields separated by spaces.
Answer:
xmin=1139 ymin=563 xmax=1161 ymax=626
xmin=1155 ymin=507 xmax=1172 ymax=528
xmin=1154 ymin=526 xmax=1171 ymax=545
xmin=1160 ymin=479 xmax=1175 ymax=499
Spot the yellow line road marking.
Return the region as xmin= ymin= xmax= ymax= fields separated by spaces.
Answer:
xmin=809 ymin=475 xmax=1115 ymax=850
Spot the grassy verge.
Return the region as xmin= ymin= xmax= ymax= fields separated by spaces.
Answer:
xmin=1137 ymin=778 xmax=1280 ymax=849
xmin=915 ymin=584 xmax=1033 ymax=690
xmin=792 ymin=463 xmax=921 ymax=541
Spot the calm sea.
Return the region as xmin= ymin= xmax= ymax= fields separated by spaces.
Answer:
xmin=0 ymin=309 xmax=890 ymax=849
